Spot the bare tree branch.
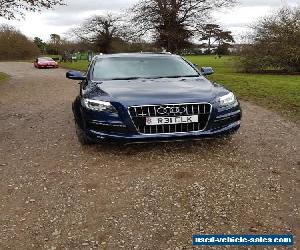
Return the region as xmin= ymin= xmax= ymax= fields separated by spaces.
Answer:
xmin=0 ymin=0 xmax=65 ymax=20
xmin=70 ymin=14 xmax=124 ymax=53
xmin=131 ymin=0 xmax=236 ymax=52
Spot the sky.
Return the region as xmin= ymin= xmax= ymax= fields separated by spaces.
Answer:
xmin=0 ymin=0 xmax=299 ymax=43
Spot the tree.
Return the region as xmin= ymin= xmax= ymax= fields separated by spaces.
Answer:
xmin=72 ymin=14 xmax=123 ymax=53
xmin=50 ymin=34 xmax=61 ymax=44
xmin=199 ymin=24 xmax=234 ymax=54
xmin=199 ymin=24 xmax=221 ymax=54
xmin=215 ymin=30 xmax=234 ymax=55
xmin=131 ymin=0 xmax=236 ymax=53
xmin=49 ymin=34 xmax=61 ymax=54
xmin=216 ymin=31 xmax=234 ymax=46
xmin=0 ymin=0 xmax=64 ymax=20
xmin=240 ymin=6 xmax=300 ymax=72
xmin=0 ymin=24 xmax=39 ymax=60
xmin=34 ymin=37 xmax=46 ymax=53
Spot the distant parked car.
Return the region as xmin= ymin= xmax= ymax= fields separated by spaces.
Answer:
xmin=34 ymin=57 xmax=58 ymax=69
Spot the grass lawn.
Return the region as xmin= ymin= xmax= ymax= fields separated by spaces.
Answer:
xmin=60 ymin=55 xmax=300 ymax=122
xmin=187 ymin=55 xmax=300 ymax=122
xmin=60 ymin=61 xmax=89 ymax=71
xmin=0 ymin=72 xmax=9 ymax=82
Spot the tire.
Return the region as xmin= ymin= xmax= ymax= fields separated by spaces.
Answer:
xmin=75 ymin=122 xmax=93 ymax=145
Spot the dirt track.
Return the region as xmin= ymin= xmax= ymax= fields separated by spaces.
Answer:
xmin=0 ymin=62 xmax=299 ymax=250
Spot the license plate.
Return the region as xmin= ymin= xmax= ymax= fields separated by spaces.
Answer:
xmin=146 ymin=115 xmax=198 ymax=125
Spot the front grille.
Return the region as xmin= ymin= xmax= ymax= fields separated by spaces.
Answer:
xmin=129 ymin=103 xmax=211 ymax=134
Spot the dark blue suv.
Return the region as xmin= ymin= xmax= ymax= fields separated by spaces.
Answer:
xmin=67 ymin=53 xmax=241 ymax=145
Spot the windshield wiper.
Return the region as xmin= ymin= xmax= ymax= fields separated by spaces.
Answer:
xmin=152 ymin=75 xmax=199 ymax=79
xmin=108 ymin=77 xmax=143 ymax=80
xmin=98 ymin=75 xmax=199 ymax=81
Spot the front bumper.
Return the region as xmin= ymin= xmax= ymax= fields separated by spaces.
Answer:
xmin=85 ymin=121 xmax=241 ymax=144
xmin=76 ymin=101 xmax=241 ymax=144
xmin=37 ymin=64 xmax=58 ymax=68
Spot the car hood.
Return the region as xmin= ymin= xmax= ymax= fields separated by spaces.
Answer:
xmin=88 ymin=77 xmax=226 ymax=106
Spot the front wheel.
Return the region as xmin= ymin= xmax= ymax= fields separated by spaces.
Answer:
xmin=75 ymin=122 xmax=93 ymax=145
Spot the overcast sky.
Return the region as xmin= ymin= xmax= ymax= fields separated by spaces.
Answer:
xmin=0 ymin=0 xmax=299 ymax=42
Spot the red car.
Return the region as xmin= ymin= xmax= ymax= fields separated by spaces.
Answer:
xmin=34 ymin=57 xmax=59 ymax=69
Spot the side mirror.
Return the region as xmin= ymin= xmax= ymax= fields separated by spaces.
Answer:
xmin=66 ymin=71 xmax=86 ymax=80
xmin=201 ymin=67 xmax=214 ymax=76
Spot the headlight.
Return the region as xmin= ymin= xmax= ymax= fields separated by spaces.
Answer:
xmin=219 ymin=92 xmax=236 ymax=106
xmin=82 ymin=99 xmax=117 ymax=113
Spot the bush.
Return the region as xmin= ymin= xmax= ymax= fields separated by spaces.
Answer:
xmin=0 ymin=24 xmax=39 ymax=60
xmin=239 ymin=6 xmax=300 ymax=73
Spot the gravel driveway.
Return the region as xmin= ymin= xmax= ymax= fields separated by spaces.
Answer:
xmin=0 ymin=62 xmax=299 ymax=250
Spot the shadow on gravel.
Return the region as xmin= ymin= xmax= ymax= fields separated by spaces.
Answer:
xmin=83 ymin=136 xmax=236 ymax=156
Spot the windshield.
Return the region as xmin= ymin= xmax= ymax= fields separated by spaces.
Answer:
xmin=39 ymin=58 xmax=54 ymax=61
xmin=92 ymin=56 xmax=199 ymax=80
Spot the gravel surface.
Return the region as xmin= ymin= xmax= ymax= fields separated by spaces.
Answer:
xmin=0 ymin=62 xmax=299 ymax=250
